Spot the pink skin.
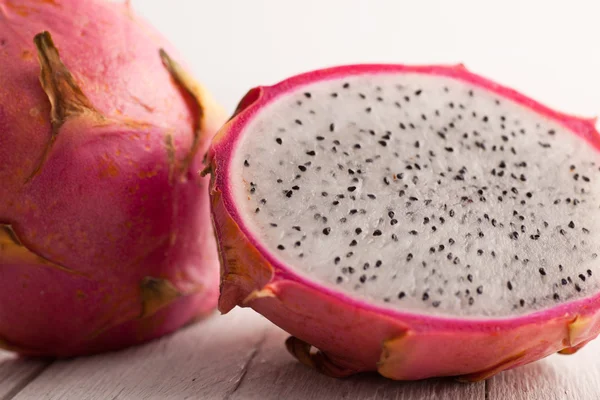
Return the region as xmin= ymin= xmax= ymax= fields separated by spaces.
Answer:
xmin=0 ymin=0 xmax=225 ymax=356
xmin=209 ymin=64 xmax=600 ymax=380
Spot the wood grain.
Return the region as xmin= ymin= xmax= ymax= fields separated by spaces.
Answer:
xmin=228 ymin=327 xmax=484 ymax=400
xmin=12 ymin=309 xmax=270 ymax=400
xmin=488 ymin=337 xmax=600 ymax=400
xmin=4 ymin=309 xmax=600 ymax=399
xmin=0 ymin=351 xmax=50 ymax=400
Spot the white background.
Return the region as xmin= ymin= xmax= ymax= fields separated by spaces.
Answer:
xmin=130 ymin=0 xmax=600 ymax=120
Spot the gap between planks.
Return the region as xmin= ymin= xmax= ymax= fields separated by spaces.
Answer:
xmin=0 ymin=352 xmax=52 ymax=400
xmin=2 ymin=308 xmax=599 ymax=399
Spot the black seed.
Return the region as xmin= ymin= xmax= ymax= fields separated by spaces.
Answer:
xmin=467 ymin=274 xmax=473 ymax=282
xmin=444 ymin=147 xmax=454 ymax=152
xmin=568 ymin=221 xmax=575 ymax=229
xmin=507 ymin=281 xmax=513 ymax=290
xmin=343 ymin=82 xmax=350 ymax=89
xmin=579 ymin=274 xmax=586 ymax=281
xmin=277 ymin=245 xmax=285 ymax=250
xmin=285 ymin=190 xmax=293 ymax=198
xmin=304 ymin=92 xmax=311 ymax=98
xmin=306 ymin=150 xmax=316 ymax=156
xmin=295 ymin=119 xmax=302 ymax=125
xmin=275 ymin=137 xmax=282 ymax=145
xmin=244 ymin=160 xmax=250 ymax=167
xmin=406 ymin=253 xmax=413 ymax=261
xmin=409 ymin=230 xmax=418 ymax=235
xmin=476 ymin=286 xmax=483 ymax=295
xmin=349 ymin=240 xmax=357 ymax=246
xmin=355 ymin=228 xmax=362 ymax=234
xmin=422 ymin=292 xmax=429 ymax=301
xmin=553 ymin=293 xmax=560 ymax=300
xmin=292 ymin=185 xmax=300 ymax=190
xmin=298 ymin=165 xmax=307 ymax=172
xmin=375 ymin=260 xmax=382 ymax=267
xmin=539 ymin=268 xmax=546 ymax=276
xmin=323 ymin=227 xmax=331 ymax=235
xmin=373 ymin=230 xmax=382 ymax=236
xmin=398 ymin=291 xmax=406 ymax=299
xmin=575 ymin=284 xmax=582 ymax=292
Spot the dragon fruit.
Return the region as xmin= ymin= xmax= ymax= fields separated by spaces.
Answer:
xmin=0 ymin=0 xmax=225 ymax=356
xmin=207 ymin=64 xmax=600 ymax=380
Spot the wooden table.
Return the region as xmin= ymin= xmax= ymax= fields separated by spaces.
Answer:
xmin=1 ymin=308 xmax=598 ymax=399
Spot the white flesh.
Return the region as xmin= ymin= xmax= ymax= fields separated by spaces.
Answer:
xmin=231 ymin=73 xmax=600 ymax=317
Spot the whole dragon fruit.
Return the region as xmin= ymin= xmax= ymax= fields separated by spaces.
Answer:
xmin=207 ymin=64 xmax=600 ymax=380
xmin=0 ymin=0 xmax=225 ymax=356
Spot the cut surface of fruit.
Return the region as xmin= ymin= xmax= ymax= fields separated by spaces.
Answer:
xmin=225 ymin=68 xmax=600 ymax=317
xmin=209 ymin=64 xmax=600 ymax=380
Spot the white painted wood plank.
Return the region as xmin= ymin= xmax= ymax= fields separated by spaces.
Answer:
xmin=229 ymin=327 xmax=484 ymax=400
xmin=0 ymin=351 xmax=49 ymax=400
xmin=12 ymin=309 xmax=271 ymax=400
xmin=8 ymin=306 xmax=598 ymax=400
xmin=489 ymin=338 xmax=600 ymax=400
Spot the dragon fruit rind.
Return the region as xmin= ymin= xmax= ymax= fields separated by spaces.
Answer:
xmin=0 ymin=0 xmax=225 ymax=356
xmin=208 ymin=64 xmax=600 ymax=380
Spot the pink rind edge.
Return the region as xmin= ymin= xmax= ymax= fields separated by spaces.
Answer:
xmin=211 ymin=63 xmax=600 ymax=333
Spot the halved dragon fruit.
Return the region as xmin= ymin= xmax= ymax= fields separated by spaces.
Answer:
xmin=207 ymin=65 xmax=600 ymax=380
